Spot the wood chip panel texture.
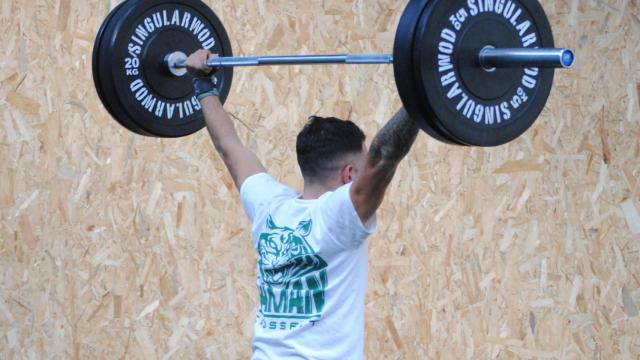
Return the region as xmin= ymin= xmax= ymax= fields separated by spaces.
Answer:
xmin=1 ymin=0 xmax=639 ymax=358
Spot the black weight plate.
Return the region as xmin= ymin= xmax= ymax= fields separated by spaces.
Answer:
xmin=93 ymin=1 xmax=146 ymax=135
xmin=95 ymin=1 xmax=159 ymax=135
xmin=97 ymin=0 xmax=234 ymax=138
xmin=414 ymin=0 xmax=555 ymax=147
xmin=93 ymin=2 xmax=122 ymax=115
xmin=393 ymin=0 xmax=463 ymax=145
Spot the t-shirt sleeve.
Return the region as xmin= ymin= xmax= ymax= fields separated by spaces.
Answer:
xmin=315 ymin=182 xmax=377 ymax=250
xmin=240 ymin=173 xmax=298 ymax=221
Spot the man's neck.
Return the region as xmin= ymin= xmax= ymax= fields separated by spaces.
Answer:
xmin=301 ymin=182 xmax=339 ymax=200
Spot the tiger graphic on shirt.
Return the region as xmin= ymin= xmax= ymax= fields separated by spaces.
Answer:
xmin=256 ymin=215 xmax=328 ymax=329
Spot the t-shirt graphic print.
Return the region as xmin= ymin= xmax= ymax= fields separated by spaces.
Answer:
xmin=257 ymin=216 xmax=328 ymax=329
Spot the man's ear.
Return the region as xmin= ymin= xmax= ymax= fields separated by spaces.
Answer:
xmin=340 ymin=164 xmax=354 ymax=184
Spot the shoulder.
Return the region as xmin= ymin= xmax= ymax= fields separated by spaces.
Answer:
xmin=310 ymin=183 xmax=377 ymax=249
xmin=240 ymin=173 xmax=300 ymax=222
xmin=240 ymin=173 xmax=298 ymax=197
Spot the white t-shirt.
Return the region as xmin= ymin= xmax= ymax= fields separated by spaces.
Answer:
xmin=240 ymin=173 xmax=377 ymax=360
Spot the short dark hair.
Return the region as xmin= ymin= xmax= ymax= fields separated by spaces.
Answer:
xmin=296 ymin=116 xmax=366 ymax=184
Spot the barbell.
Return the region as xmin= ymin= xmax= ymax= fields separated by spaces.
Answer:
xmin=92 ymin=0 xmax=575 ymax=146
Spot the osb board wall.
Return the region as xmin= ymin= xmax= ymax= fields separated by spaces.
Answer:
xmin=1 ymin=0 xmax=639 ymax=358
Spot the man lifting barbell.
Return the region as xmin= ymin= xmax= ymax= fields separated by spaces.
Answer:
xmin=92 ymin=0 xmax=575 ymax=358
xmin=186 ymin=48 xmax=418 ymax=359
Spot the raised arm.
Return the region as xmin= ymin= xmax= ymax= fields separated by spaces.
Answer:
xmin=187 ymin=50 xmax=266 ymax=189
xmin=200 ymin=97 xmax=266 ymax=189
xmin=350 ymin=108 xmax=419 ymax=222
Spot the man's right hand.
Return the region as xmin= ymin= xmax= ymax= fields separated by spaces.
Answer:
xmin=187 ymin=50 xmax=221 ymax=101
xmin=186 ymin=49 xmax=218 ymax=77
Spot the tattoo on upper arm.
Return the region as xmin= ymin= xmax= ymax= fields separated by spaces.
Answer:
xmin=368 ymin=108 xmax=420 ymax=167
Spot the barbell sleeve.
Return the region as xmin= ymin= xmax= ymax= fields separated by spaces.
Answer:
xmin=479 ymin=47 xmax=575 ymax=69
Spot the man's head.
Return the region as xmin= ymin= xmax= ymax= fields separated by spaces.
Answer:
xmin=296 ymin=116 xmax=366 ymax=188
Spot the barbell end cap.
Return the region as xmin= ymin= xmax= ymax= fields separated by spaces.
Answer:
xmin=165 ymin=51 xmax=188 ymax=77
xmin=561 ymin=49 xmax=575 ymax=69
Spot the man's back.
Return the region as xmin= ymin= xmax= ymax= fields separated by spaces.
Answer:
xmin=241 ymin=173 xmax=376 ymax=359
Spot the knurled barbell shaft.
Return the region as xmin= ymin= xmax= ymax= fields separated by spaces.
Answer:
xmin=209 ymin=54 xmax=395 ymax=66
xmin=168 ymin=48 xmax=574 ymax=76
xmin=172 ymin=54 xmax=394 ymax=69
